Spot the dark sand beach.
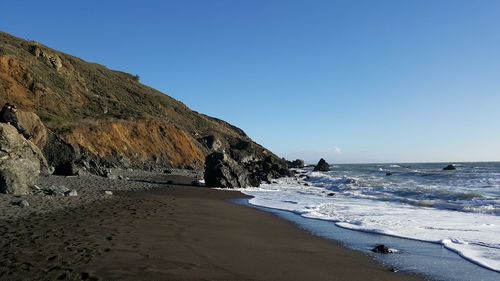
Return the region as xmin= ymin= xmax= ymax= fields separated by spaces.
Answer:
xmin=1 ymin=172 xmax=422 ymax=281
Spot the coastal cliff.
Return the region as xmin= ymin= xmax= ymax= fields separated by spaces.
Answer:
xmin=0 ymin=31 xmax=288 ymax=180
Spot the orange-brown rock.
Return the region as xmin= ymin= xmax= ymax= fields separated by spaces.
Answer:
xmin=16 ymin=111 xmax=48 ymax=148
xmin=65 ymin=120 xmax=204 ymax=169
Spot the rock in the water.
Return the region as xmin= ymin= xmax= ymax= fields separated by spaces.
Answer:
xmin=385 ymin=172 xmax=393 ymax=176
xmin=204 ymin=152 xmax=254 ymax=188
xmin=0 ymin=124 xmax=49 ymax=195
xmin=443 ymin=164 xmax=456 ymax=171
xmin=286 ymin=159 xmax=305 ymax=168
xmin=371 ymin=244 xmax=391 ymax=254
xmin=313 ymin=158 xmax=330 ymax=172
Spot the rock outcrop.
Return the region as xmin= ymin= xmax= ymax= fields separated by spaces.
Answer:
xmin=259 ymin=156 xmax=292 ymax=181
xmin=17 ymin=110 xmax=48 ymax=148
xmin=204 ymin=152 xmax=291 ymax=188
xmin=42 ymin=132 xmax=79 ymax=175
xmin=204 ymin=152 xmax=254 ymax=188
xmin=198 ymin=135 xmax=222 ymax=151
xmin=286 ymin=159 xmax=305 ymax=168
xmin=313 ymin=158 xmax=330 ymax=172
xmin=0 ymin=123 xmax=49 ymax=195
xmin=29 ymin=43 xmax=63 ymax=71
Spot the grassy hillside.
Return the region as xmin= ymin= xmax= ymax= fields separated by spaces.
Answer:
xmin=0 ymin=31 xmax=273 ymax=173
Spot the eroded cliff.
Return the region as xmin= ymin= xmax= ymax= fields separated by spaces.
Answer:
xmin=0 ymin=31 xmax=286 ymax=177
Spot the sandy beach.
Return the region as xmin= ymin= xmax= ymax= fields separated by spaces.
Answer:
xmin=0 ymin=171 xmax=423 ymax=281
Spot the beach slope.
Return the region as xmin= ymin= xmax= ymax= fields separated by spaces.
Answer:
xmin=1 ymin=175 xmax=422 ymax=280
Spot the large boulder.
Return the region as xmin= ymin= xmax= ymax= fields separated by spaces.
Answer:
xmin=42 ymin=132 xmax=79 ymax=175
xmin=0 ymin=123 xmax=49 ymax=194
xmin=204 ymin=152 xmax=255 ymax=188
xmin=313 ymin=158 xmax=330 ymax=172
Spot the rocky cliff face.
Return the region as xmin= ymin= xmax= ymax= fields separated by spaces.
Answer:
xmin=0 ymin=31 xmax=288 ymax=180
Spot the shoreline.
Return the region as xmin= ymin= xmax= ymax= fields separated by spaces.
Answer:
xmin=1 ymin=172 xmax=423 ymax=280
xmin=241 ymin=198 xmax=500 ymax=281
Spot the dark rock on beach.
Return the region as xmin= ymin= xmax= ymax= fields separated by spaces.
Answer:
xmin=204 ymin=152 xmax=254 ymax=188
xmin=42 ymin=132 xmax=78 ymax=176
xmin=313 ymin=158 xmax=330 ymax=172
xmin=204 ymin=151 xmax=291 ymax=188
xmin=443 ymin=164 xmax=456 ymax=171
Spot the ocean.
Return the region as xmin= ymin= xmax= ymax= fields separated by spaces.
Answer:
xmin=239 ymin=162 xmax=500 ymax=280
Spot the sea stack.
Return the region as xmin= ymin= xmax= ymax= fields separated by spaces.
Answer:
xmin=443 ymin=164 xmax=456 ymax=171
xmin=313 ymin=158 xmax=330 ymax=172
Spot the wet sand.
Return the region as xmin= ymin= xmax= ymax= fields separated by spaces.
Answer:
xmin=0 ymin=172 xmax=423 ymax=281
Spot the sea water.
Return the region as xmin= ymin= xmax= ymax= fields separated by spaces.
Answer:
xmin=239 ymin=162 xmax=500 ymax=279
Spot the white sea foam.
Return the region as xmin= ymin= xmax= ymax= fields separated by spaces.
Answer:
xmin=240 ymin=170 xmax=500 ymax=272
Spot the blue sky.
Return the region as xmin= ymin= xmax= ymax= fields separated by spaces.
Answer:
xmin=2 ymin=0 xmax=500 ymax=163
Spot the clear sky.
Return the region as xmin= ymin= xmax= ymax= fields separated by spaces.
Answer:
xmin=2 ymin=0 xmax=499 ymax=163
